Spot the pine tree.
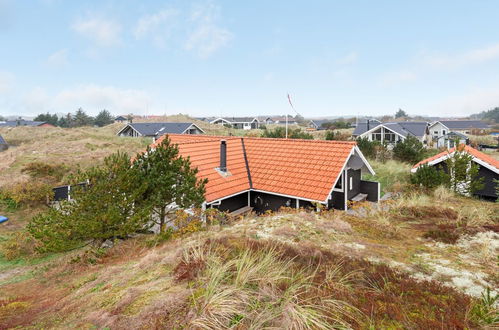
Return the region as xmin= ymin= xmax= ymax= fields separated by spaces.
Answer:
xmin=134 ymin=137 xmax=207 ymax=233
xmin=94 ymin=109 xmax=114 ymax=127
xmin=28 ymin=152 xmax=150 ymax=252
xmin=73 ymin=108 xmax=94 ymax=127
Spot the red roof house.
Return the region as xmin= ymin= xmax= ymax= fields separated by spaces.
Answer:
xmin=412 ymin=145 xmax=499 ymax=199
xmin=151 ymin=134 xmax=379 ymax=213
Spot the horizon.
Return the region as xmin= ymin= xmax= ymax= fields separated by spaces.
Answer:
xmin=2 ymin=1 xmax=499 ymax=118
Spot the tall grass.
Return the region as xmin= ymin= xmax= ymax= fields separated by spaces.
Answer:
xmin=364 ymin=159 xmax=411 ymax=194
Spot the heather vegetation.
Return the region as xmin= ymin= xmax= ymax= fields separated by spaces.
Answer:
xmin=0 ymin=124 xmax=498 ymax=328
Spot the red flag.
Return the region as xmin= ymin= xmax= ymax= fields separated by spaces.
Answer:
xmin=287 ymin=93 xmax=295 ymax=111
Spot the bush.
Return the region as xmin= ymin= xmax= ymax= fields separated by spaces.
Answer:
xmin=0 ymin=232 xmax=39 ymax=260
xmin=410 ymin=164 xmax=448 ymax=189
xmin=3 ymin=182 xmax=53 ymax=206
xmin=393 ymin=136 xmax=425 ymax=163
xmin=261 ymin=127 xmax=313 ymax=139
xmin=21 ymin=162 xmax=68 ymax=183
xmin=356 ymin=137 xmax=379 ymax=159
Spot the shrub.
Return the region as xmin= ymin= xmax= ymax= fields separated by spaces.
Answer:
xmin=3 ymin=181 xmax=53 ymax=206
xmin=410 ymin=164 xmax=448 ymax=189
xmin=261 ymin=127 xmax=313 ymax=139
xmin=28 ymin=152 xmax=151 ymax=252
xmin=0 ymin=231 xmax=39 ymax=260
xmin=423 ymin=227 xmax=460 ymax=244
xmin=356 ymin=137 xmax=381 ymax=159
xmin=393 ymin=135 xmax=425 ymax=163
xmin=21 ymin=162 xmax=67 ymax=183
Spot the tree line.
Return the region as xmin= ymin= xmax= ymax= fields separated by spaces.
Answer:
xmin=34 ymin=108 xmax=115 ymax=127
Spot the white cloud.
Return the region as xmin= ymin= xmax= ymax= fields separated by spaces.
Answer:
xmin=20 ymin=85 xmax=152 ymax=115
xmin=428 ymin=86 xmax=499 ymax=116
xmin=336 ymin=51 xmax=358 ymax=65
xmin=184 ymin=2 xmax=232 ymax=58
xmin=0 ymin=71 xmax=14 ymax=94
xmin=72 ymin=17 xmax=122 ymax=48
xmin=423 ymin=43 xmax=499 ymax=69
xmin=379 ymin=70 xmax=417 ymax=87
xmin=134 ymin=9 xmax=179 ymax=47
xmin=53 ymin=85 xmax=151 ymax=114
xmin=45 ymin=49 xmax=69 ymax=68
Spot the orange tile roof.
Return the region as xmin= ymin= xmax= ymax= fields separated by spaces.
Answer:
xmin=152 ymin=134 xmax=357 ymax=203
xmin=413 ymin=145 xmax=499 ymax=170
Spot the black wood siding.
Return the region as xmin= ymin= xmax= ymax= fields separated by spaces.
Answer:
xmin=347 ymin=169 xmax=361 ymax=199
xmin=328 ymin=192 xmax=345 ymax=210
xmin=215 ymin=192 xmax=248 ymax=212
xmin=360 ymin=180 xmax=380 ymax=202
xmin=474 ymin=165 xmax=498 ymax=198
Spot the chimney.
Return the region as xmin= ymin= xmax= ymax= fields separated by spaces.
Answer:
xmin=220 ymin=140 xmax=227 ymax=172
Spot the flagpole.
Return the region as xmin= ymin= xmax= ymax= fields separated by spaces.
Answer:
xmin=286 ymin=113 xmax=288 ymax=138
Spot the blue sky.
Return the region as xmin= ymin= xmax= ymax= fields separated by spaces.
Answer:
xmin=1 ymin=0 xmax=499 ymax=118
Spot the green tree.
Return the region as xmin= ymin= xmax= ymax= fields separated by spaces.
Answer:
xmin=445 ymin=150 xmax=484 ymax=196
xmin=393 ymin=136 xmax=425 ymax=163
xmin=410 ymin=164 xmax=448 ymax=189
xmin=94 ymin=109 xmax=114 ymax=127
xmin=73 ymin=108 xmax=94 ymax=127
xmin=58 ymin=113 xmax=73 ymax=127
xmin=356 ymin=137 xmax=379 ymax=159
xmin=28 ymin=152 xmax=150 ymax=252
xmin=34 ymin=113 xmax=59 ymax=126
xmin=395 ymin=108 xmax=408 ymax=118
xmin=0 ymin=115 xmax=5 ymax=121
xmin=135 ymin=137 xmax=207 ymax=233
xmin=261 ymin=127 xmax=313 ymax=139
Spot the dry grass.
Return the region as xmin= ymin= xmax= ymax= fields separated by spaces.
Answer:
xmin=0 ymin=125 xmax=149 ymax=188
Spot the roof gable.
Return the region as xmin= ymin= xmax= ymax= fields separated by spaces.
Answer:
xmin=152 ymin=135 xmax=368 ymax=203
xmin=432 ymin=120 xmax=489 ymax=130
xmin=120 ymin=122 xmax=200 ymax=136
xmin=412 ymin=145 xmax=499 ymax=174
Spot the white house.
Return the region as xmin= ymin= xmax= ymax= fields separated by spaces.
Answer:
xmin=353 ymin=121 xmax=431 ymax=146
xmin=429 ymin=120 xmax=489 ymax=139
xmin=210 ymin=117 xmax=259 ymax=130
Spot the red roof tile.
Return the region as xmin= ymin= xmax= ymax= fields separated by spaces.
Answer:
xmin=152 ymin=134 xmax=358 ymax=203
xmin=413 ymin=145 xmax=499 ymax=170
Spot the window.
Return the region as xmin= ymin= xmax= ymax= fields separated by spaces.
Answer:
xmin=334 ymin=174 xmax=343 ymax=190
xmin=434 ymin=131 xmax=438 ymax=135
xmin=442 ymin=130 xmax=446 ymax=135
xmin=349 ymin=177 xmax=353 ymax=191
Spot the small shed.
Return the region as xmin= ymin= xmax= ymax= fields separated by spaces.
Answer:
xmin=0 ymin=134 xmax=8 ymax=151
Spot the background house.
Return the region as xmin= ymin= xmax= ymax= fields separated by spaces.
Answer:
xmin=308 ymin=119 xmax=332 ymax=130
xmin=0 ymin=119 xmax=54 ymax=127
xmin=0 ymin=134 xmax=8 ymax=151
xmin=210 ymin=117 xmax=259 ymax=129
xmin=429 ymin=120 xmax=489 ymax=138
xmin=435 ymin=131 xmax=470 ymax=149
xmin=117 ymin=122 xmax=204 ymax=140
xmin=412 ymin=145 xmax=498 ymax=200
xmin=264 ymin=116 xmax=298 ymax=125
xmin=114 ymin=116 xmax=129 ymax=123
xmin=353 ymin=121 xmax=431 ymax=145
xmin=151 ymin=134 xmax=380 ymax=213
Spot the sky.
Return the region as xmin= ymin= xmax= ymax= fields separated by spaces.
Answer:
xmin=1 ymin=0 xmax=499 ymax=118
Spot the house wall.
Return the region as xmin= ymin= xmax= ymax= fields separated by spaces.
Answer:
xmin=360 ymin=180 xmax=380 ymax=202
xmin=250 ymin=191 xmax=297 ymax=213
xmin=474 ymin=166 xmax=498 ymax=199
xmin=186 ymin=127 xmax=204 ymax=134
xmin=346 ymin=169 xmax=361 ymax=199
xmin=328 ymin=192 xmax=345 ymax=210
xmin=213 ymin=192 xmax=248 ymax=213
xmin=430 ymin=122 xmax=448 ymax=138
xmin=0 ymin=144 xmax=7 ymax=151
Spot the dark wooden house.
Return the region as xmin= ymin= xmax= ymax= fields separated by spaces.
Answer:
xmin=149 ymin=134 xmax=380 ymax=213
xmin=0 ymin=134 xmax=8 ymax=151
xmin=412 ymin=145 xmax=499 ymax=200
